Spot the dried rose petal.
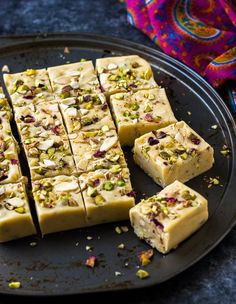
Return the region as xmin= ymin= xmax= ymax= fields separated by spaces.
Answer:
xmin=101 ymin=104 xmax=108 ymax=111
xmin=10 ymin=159 xmax=19 ymax=165
xmin=93 ymin=117 xmax=99 ymax=123
xmin=93 ymin=150 xmax=106 ymax=158
xmin=99 ymin=85 xmax=105 ymax=92
xmin=165 ymin=197 xmax=178 ymax=203
xmin=37 ymin=83 xmax=45 ymax=88
xmin=156 ymin=131 xmax=167 ymax=139
xmin=23 ymin=94 xmax=34 ymax=100
xmin=148 ymin=137 xmax=159 ymax=146
xmin=62 ymin=85 xmax=73 ymax=93
xmin=20 ymin=115 xmax=35 ymax=123
xmin=93 ymin=179 xmax=100 ymax=187
xmin=84 ymin=95 xmax=91 ymax=102
xmin=174 ymin=149 xmax=185 ymax=155
xmin=189 ymin=133 xmax=201 ymax=145
xmin=52 ymin=125 xmax=60 ymax=135
xmin=127 ymin=190 xmax=136 ymax=198
xmin=149 ymin=214 xmax=164 ymax=230
xmin=138 ymin=249 xmax=154 ymax=266
xmin=129 ymin=83 xmax=137 ymax=88
xmin=0 ymin=174 xmax=8 ymax=182
xmin=85 ymin=255 xmax=96 ymax=268
xmin=144 ymin=114 xmax=153 ymax=122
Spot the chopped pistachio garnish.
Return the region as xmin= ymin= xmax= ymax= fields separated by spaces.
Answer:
xmin=25 ymin=69 xmax=36 ymax=76
xmin=8 ymin=281 xmax=21 ymax=289
xmin=115 ymin=226 xmax=122 ymax=234
xmin=120 ymin=226 xmax=129 ymax=233
xmin=211 ymin=125 xmax=218 ymax=130
xmin=95 ymin=195 xmax=105 ymax=205
xmin=220 ymin=145 xmax=230 ymax=157
xmin=207 ymin=176 xmax=220 ymax=188
xmin=86 ymin=245 xmax=93 ymax=251
xmin=117 ymin=243 xmax=125 ymax=249
xmin=87 ymin=186 xmax=97 ymax=197
xmin=138 ymin=249 xmax=154 ymax=266
xmin=103 ymin=181 xmax=114 ymax=191
xmin=136 ymin=269 xmax=149 ymax=279
xmin=85 ymin=256 xmax=96 ymax=268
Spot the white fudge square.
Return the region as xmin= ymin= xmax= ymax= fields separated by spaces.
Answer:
xmin=133 ymin=121 xmax=214 ymax=187
xmin=47 ymin=61 xmax=101 ymax=99
xmin=32 ymin=175 xmax=87 ymax=235
xmin=59 ymin=94 xmax=115 ymax=133
xmin=0 ymin=182 xmax=36 ymax=242
xmin=129 ymin=180 xmax=208 ymax=253
xmin=79 ymin=168 xmax=135 ymax=226
xmin=70 ymin=129 xmax=127 ymax=174
xmin=96 ymin=55 xmax=157 ymax=95
xmin=4 ymin=68 xmax=54 ymax=107
xmin=110 ymin=88 xmax=177 ymax=146
xmin=14 ymin=103 xmax=67 ymax=141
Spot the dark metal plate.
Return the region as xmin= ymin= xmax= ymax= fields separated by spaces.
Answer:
xmin=0 ymin=33 xmax=235 ymax=296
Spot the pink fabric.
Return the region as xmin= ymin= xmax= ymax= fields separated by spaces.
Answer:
xmin=126 ymin=0 xmax=236 ymax=92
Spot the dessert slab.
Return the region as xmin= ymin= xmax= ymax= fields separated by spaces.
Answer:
xmin=0 ymin=33 xmax=235 ymax=296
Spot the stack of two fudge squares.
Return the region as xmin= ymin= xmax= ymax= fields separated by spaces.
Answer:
xmin=96 ymin=55 xmax=214 ymax=253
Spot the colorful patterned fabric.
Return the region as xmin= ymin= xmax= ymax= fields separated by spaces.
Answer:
xmin=126 ymin=0 xmax=236 ymax=111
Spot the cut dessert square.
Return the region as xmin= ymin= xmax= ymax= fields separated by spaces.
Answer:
xmin=47 ymin=61 xmax=101 ymax=99
xmin=0 ymin=111 xmax=14 ymax=138
xmin=59 ymin=94 xmax=115 ymax=133
xmin=32 ymin=175 xmax=87 ymax=235
xmin=14 ymin=103 xmax=67 ymax=141
xmin=70 ymin=129 xmax=127 ymax=174
xmin=79 ymin=168 xmax=135 ymax=226
xmin=96 ymin=55 xmax=157 ymax=95
xmin=129 ymin=180 xmax=208 ymax=253
xmin=0 ymin=85 xmax=12 ymax=119
xmin=23 ymin=135 xmax=76 ymax=180
xmin=0 ymin=135 xmax=21 ymax=184
xmin=110 ymin=88 xmax=177 ymax=146
xmin=133 ymin=121 xmax=214 ymax=187
xmin=0 ymin=181 xmax=36 ymax=242
xmin=3 ymin=68 xmax=54 ymax=107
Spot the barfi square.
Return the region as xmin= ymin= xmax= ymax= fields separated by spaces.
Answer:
xmin=59 ymin=94 xmax=115 ymax=133
xmin=0 ymin=135 xmax=21 ymax=184
xmin=70 ymin=129 xmax=127 ymax=174
xmin=133 ymin=121 xmax=214 ymax=187
xmin=96 ymin=55 xmax=157 ymax=95
xmin=130 ymin=180 xmax=208 ymax=253
xmin=0 ymin=85 xmax=12 ymax=119
xmin=47 ymin=61 xmax=101 ymax=99
xmin=14 ymin=103 xmax=66 ymax=141
xmin=23 ymin=135 xmax=76 ymax=180
xmin=0 ymin=182 xmax=36 ymax=242
xmin=110 ymin=88 xmax=177 ymax=146
xmin=4 ymin=68 xmax=54 ymax=107
xmin=32 ymin=175 xmax=87 ymax=235
xmin=79 ymin=168 xmax=135 ymax=226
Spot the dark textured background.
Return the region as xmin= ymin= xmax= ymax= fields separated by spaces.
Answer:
xmin=0 ymin=0 xmax=236 ymax=303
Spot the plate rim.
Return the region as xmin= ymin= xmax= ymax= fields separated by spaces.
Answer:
xmin=0 ymin=33 xmax=235 ymax=297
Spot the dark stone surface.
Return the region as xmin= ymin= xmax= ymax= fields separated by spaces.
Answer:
xmin=0 ymin=0 xmax=235 ymax=303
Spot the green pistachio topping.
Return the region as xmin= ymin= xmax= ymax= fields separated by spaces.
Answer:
xmin=103 ymin=181 xmax=114 ymax=191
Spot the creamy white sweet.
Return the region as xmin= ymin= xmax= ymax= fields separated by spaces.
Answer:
xmin=133 ymin=121 xmax=214 ymax=187
xmin=130 ymin=180 xmax=208 ymax=253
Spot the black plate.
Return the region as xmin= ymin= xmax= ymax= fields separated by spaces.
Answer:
xmin=0 ymin=33 xmax=235 ymax=296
